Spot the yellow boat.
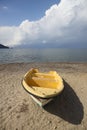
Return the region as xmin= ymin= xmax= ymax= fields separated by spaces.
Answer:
xmin=22 ymin=68 xmax=64 ymax=98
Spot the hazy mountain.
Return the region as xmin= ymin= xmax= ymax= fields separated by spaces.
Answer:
xmin=0 ymin=44 xmax=9 ymax=49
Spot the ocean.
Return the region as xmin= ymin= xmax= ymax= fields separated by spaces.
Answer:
xmin=0 ymin=48 xmax=87 ymax=63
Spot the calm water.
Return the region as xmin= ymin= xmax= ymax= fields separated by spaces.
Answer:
xmin=0 ymin=48 xmax=87 ymax=63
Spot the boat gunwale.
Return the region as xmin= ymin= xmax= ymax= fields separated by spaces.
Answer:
xmin=22 ymin=68 xmax=64 ymax=98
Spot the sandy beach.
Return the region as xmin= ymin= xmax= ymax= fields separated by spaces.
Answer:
xmin=0 ymin=62 xmax=87 ymax=130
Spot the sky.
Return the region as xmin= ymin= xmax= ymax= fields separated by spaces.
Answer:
xmin=0 ymin=0 xmax=59 ymax=26
xmin=0 ymin=0 xmax=87 ymax=48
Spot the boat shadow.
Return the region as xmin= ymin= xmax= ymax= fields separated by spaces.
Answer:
xmin=44 ymin=80 xmax=84 ymax=124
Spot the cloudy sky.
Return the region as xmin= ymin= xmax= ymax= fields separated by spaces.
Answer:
xmin=0 ymin=0 xmax=87 ymax=48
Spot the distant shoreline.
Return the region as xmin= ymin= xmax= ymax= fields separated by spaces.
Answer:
xmin=0 ymin=44 xmax=9 ymax=49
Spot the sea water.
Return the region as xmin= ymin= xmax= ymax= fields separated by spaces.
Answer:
xmin=0 ymin=48 xmax=87 ymax=63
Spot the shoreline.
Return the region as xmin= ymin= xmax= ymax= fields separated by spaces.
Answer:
xmin=0 ymin=61 xmax=87 ymax=65
xmin=0 ymin=62 xmax=87 ymax=130
xmin=0 ymin=62 xmax=87 ymax=72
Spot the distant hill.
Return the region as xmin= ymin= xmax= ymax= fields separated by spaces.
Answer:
xmin=0 ymin=44 xmax=9 ymax=49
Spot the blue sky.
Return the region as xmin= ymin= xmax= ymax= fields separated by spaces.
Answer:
xmin=0 ymin=0 xmax=87 ymax=48
xmin=0 ymin=0 xmax=59 ymax=26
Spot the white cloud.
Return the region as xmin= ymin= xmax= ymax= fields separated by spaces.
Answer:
xmin=0 ymin=6 xmax=8 ymax=11
xmin=2 ymin=6 xmax=8 ymax=10
xmin=0 ymin=0 xmax=87 ymax=47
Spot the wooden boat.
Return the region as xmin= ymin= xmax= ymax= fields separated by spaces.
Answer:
xmin=22 ymin=68 xmax=64 ymax=98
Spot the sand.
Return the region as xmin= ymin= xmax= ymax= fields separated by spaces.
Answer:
xmin=0 ymin=62 xmax=87 ymax=130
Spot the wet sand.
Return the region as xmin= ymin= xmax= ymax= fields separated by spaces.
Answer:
xmin=0 ymin=63 xmax=87 ymax=130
